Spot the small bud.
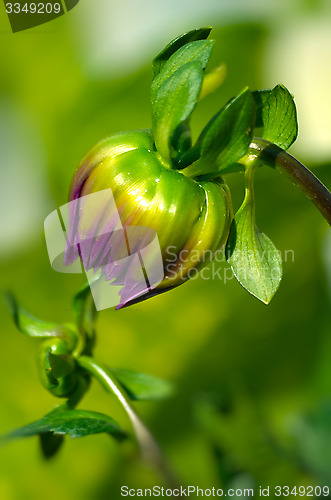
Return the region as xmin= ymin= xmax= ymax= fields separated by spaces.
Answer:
xmin=39 ymin=338 xmax=77 ymax=397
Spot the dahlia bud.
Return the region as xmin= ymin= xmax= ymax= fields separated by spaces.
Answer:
xmin=63 ymin=28 xmax=246 ymax=307
xmin=68 ymin=129 xmax=232 ymax=307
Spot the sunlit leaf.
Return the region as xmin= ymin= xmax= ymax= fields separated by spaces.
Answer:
xmin=252 ymin=88 xmax=273 ymax=128
xmin=152 ymin=61 xmax=203 ymax=163
xmin=152 ymin=27 xmax=212 ymax=77
xmin=151 ymin=39 xmax=213 ymax=101
xmin=258 ymin=84 xmax=298 ymax=150
xmin=197 ymin=88 xmax=256 ymax=173
xmin=226 ymin=168 xmax=282 ymax=304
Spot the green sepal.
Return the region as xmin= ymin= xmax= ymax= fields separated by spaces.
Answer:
xmin=199 ymin=88 xmax=256 ymax=170
xmin=255 ymin=84 xmax=298 ymax=150
xmin=110 ymin=368 xmax=174 ymax=401
xmin=4 ymin=408 xmax=127 ymax=442
xmin=152 ymin=27 xmax=212 ymax=78
xmin=151 ymin=39 xmax=214 ymax=101
xmin=152 ymin=61 xmax=203 ymax=164
xmin=6 ymin=293 xmax=77 ymax=347
xmin=226 ymin=167 xmax=282 ymax=304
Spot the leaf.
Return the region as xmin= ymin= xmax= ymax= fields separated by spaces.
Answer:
xmin=4 ymin=408 xmax=127 ymax=442
xmin=198 ymin=88 xmax=256 ymax=172
xmin=152 ymin=61 xmax=203 ymax=163
xmin=110 ymin=368 xmax=174 ymax=401
xmin=6 ymin=293 xmax=70 ymax=339
xmin=152 ymin=27 xmax=212 ymax=78
xmin=151 ymin=39 xmax=214 ymax=101
xmin=253 ymin=88 xmax=273 ymax=128
xmin=171 ymin=121 xmax=192 ymax=156
xmin=259 ymin=84 xmax=298 ymax=150
xmin=39 ymin=432 xmax=64 ymax=459
xmin=226 ymin=167 xmax=282 ymax=304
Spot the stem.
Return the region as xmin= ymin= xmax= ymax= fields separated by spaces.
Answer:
xmin=72 ymin=328 xmax=86 ymax=358
xmin=72 ymin=283 xmax=97 ymax=358
xmin=250 ymin=138 xmax=331 ymax=226
xmin=77 ymin=356 xmax=178 ymax=488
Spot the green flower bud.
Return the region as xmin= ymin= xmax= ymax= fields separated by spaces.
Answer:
xmin=39 ymin=338 xmax=77 ymax=397
xmin=68 ymin=129 xmax=232 ymax=306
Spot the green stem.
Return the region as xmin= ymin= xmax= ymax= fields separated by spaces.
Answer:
xmin=76 ymin=356 xmax=178 ymax=487
xmin=243 ymin=163 xmax=256 ymax=207
xmin=72 ymin=328 xmax=86 ymax=358
xmin=250 ymin=138 xmax=331 ymax=226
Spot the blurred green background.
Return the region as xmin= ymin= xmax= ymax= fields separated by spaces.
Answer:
xmin=1 ymin=1 xmax=331 ymax=499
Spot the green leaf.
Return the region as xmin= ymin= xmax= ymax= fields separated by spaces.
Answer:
xmin=198 ymin=88 xmax=256 ymax=172
xmin=152 ymin=27 xmax=212 ymax=78
xmin=152 ymin=61 xmax=203 ymax=163
xmin=6 ymin=293 xmax=71 ymax=340
xmin=39 ymin=432 xmax=64 ymax=459
xmin=151 ymin=39 xmax=214 ymax=101
xmin=226 ymin=167 xmax=282 ymax=304
xmin=110 ymin=368 xmax=174 ymax=401
xmin=171 ymin=121 xmax=192 ymax=156
xmin=4 ymin=408 xmax=127 ymax=442
xmin=252 ymin=88 xmax=273 ymax=128
xmin=259 ymin=84 xmax=298 ymax=150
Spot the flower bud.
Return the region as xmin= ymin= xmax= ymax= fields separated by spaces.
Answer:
xmin=39 ymin=338 xmax=77 ymax=397
xmin=68 ymin=130 xmax=232 ymax=306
